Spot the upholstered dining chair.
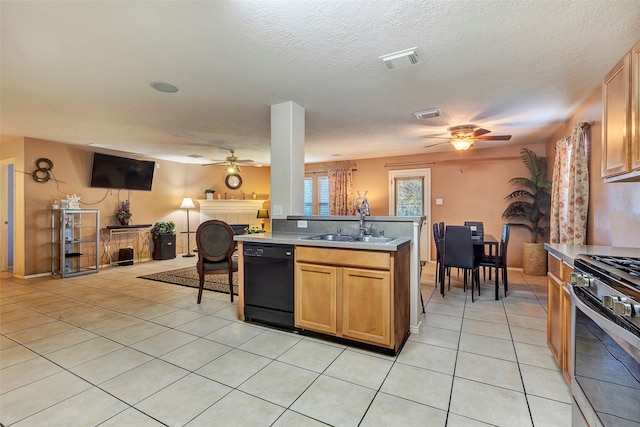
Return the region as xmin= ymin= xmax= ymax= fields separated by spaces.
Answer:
xmin=195 ymin=220 xmax=238 ymax=304
xmin=442 ymin=225 xmax=481 ymax=302
xmin=480 ymin=223 xmax=511 ymax=296
xmin=465 ymin=220 xmax=489 ymax=277
xmin=433 ymin=223 xmax=442 ymax=287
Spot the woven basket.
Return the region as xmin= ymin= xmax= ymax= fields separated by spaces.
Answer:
xmin=522 ymin=243 xmax=547 ymax=276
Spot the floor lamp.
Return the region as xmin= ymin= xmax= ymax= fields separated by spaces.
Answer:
xmin=180 ymin=198 xmax=196 ymax=257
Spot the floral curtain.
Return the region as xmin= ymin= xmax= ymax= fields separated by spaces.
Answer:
xmin=328 ymin=168 xmax=355 ymax=215
xmin=550 ymin=122 xmax=590 ymax=244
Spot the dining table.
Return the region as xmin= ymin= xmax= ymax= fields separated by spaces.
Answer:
xmin=439 ymin=233 xmax=500 ymax=300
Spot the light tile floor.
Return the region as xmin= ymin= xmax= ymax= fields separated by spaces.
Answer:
xmin=0 ymin=258 xmax=571 ymax=426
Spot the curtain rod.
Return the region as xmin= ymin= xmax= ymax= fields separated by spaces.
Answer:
xmin=384 ymin=161 xmax=436 ymax=168
xmin=305 ymin=168 xmax=357 ymax=175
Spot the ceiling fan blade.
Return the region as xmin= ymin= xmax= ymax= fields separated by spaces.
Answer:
xmin=471 ymin=128 xmax=491 ymax=137
xmin=236 ymin=159 xmax=255 ymax=163
xmin=424 ymin=141 xmax=451 ymax=149
xmin=201 ymin=161 xmax=226 ymax=166
xmin=476 ymin=135 xmax=512 ymax=141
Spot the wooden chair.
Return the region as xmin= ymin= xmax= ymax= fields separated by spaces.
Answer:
xmin=480 ymin=223 xmax=511 ymax=296
xmin=442 ymin=225 xmax=481 ymax=302
xmin=196 ymin=220 xmax=238 ymax=304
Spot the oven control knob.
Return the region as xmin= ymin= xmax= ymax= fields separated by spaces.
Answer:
xmin=614 ymin=301 xmax=633 ymax=316
xmin=603 ymin=295 xmax=614 ymax=309
xmin=571 ymin=272 xmax=593 ymax=288
xmin=612 ymin=300 xmax=640 ymax=317
xmin=603 ymin=295 xmax=629 ymax=309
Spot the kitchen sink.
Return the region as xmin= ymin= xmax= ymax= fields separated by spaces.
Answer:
xmin=304 ymin=234 xmax=354 ymax=241
xmin=302 ymin=234 xmax=396 ymax=243
xmin=360 ymin=236 xmax=393 ymax=243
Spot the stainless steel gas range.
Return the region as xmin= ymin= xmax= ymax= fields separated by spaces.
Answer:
xmin=570 ymin=254 xmax=640 ymax=427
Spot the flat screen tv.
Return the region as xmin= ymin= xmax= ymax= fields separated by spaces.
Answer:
xmin=90 ymin=153 xmax=155 ymax=191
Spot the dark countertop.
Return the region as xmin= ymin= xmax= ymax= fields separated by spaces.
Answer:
xmin=545 ymin=243 xmax=640 ymax=266
xmin=235 ymin=231 xmax=411 ymax=251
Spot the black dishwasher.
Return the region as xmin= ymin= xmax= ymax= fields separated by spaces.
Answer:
xmin=243 ymin=243 xmax=294 ymax=330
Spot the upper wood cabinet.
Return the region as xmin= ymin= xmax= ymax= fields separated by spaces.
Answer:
xmin=632 ymin=40 xmax=640 ymax=171
xmin=602 ymin=40 xmax=640 ymax=182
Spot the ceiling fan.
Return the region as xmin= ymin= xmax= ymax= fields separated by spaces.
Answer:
xmin=424 ymin=124 xmax=512 ymax=151
xmin=203 ymin=149 xmax=254 ymax=173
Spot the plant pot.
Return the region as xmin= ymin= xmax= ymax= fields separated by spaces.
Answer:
xmin=153 ymin=234 xmax=176 ymax=260
xmin=522 ymin=242 xmax=547 ymax=276
xmin=206 ymin=193 xmax=213 ymax=200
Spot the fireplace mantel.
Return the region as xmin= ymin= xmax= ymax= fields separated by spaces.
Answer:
xmin=197 ymin=199 xmax=268 ymax=227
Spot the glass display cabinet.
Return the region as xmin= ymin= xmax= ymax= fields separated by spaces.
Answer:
xmin=51 ymin=209 xmax=100 ymax=277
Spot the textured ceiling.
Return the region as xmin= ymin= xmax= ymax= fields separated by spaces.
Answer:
xmin=2 ymin=1 xmax=640 ymax=165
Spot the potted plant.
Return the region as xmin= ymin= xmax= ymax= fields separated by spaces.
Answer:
xmin=150 ymin=221 xmax=176 ymax=260
xmin=205 ymin=189 xmax=215 ymax=200
xmin=502 ymin=148 xmax=552 ymax=276
xmin=116 ymin=201 xmax=132 ymax=225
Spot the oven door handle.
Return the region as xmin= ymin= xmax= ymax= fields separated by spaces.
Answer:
xmin=569 ymin=285 xmax=640 ymax=351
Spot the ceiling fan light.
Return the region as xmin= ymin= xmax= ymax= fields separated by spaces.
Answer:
xmin=451 ymin=139 xmax=474 ymax=151
xmin=226 ymin=163 xmax=237 ymax=174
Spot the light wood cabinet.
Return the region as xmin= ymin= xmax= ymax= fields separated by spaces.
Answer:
xmin=296 ymin=263 xmax=338 ymax=335
xmin=547 ymin=253 xmax=573 ymax=385
xmin=602 ymin=39 xmax=640 ymax=182
xmin=341 ymin=267 xmax=391 ymax=346
xmin=632 ymin=40 xmax=640 ymax=171
xmin=295 ymin=245 xmax=409 ymax=352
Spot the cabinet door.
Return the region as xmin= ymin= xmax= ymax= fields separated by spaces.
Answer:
xmin=632 ymin=40 xmax=640 ymax=171
xmin=547 ymin=273 xmax=562 ymax=364
xmin=602 ymin=52 xmax=632 ymax=178
xmin=341 ymin=267 xmax=391 ymax=347
xmin=295 ymin=263 xmax=338 ymax=335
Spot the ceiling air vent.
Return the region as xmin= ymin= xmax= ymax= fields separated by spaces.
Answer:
xmin=379 ymin=47 xmax=419 ymax=70
xmin=414 ymin=108 xmax=441 ymax=119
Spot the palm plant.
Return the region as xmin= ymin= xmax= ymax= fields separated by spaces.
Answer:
xmin=502 ymin=148 xmax=552 ymax=243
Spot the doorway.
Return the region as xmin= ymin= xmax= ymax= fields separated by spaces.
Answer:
xmin=388 ymin=168 xmax=431 ymax=262
xmin=1 ymin=160 xmax=15 ymax=272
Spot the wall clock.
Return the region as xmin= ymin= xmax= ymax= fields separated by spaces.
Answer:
xmin=225 ymin=173 xmax=242 ymax=190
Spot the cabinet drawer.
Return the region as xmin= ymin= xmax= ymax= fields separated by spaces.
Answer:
xmin=548 ymin=254 xmax=562 ymax=278
xmin=296 ymin=246 xmax=391 ymax=270
xmin=562 ymin=262 xmax=574 ymax=284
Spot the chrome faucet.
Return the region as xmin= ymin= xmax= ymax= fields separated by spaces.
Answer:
xmin=357 ymin=198 xmax=371 ymax=236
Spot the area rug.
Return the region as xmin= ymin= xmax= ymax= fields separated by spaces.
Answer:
xmin=138 ymin=267 xmax=238 ymax=295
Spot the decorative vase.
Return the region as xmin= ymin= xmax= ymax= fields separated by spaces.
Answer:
xmin=354 ymin=190 xmax=370 ymax=215
xmin=120 ymin=218 xmax=130 ymax=226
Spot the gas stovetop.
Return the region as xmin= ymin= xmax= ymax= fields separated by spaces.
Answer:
xmin=575 ymin=255 xmax=640 ymax=295
xmin=573 ymin=254 xmax=640 ymax=338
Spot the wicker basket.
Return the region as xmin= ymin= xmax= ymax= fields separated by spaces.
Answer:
xmin=522 ymin=243 xmax=547 ymax=276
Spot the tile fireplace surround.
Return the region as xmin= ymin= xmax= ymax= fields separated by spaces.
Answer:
xmin=0 ymin=257 xmax=570 ymax=426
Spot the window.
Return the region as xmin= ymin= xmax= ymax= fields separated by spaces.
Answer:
xmin=318 ymin=176 xmax=329 ymax=216
xmin=303 ymin=176 xmax=330 ymax=216
xmin=304 ymin=178 xmax=313 ymax=216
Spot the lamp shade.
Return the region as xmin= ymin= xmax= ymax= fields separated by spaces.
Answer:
xmin=179 ymin=198 xmax=196 ymax=209
xmin=256 ymin=209 xmax=270 ymax=219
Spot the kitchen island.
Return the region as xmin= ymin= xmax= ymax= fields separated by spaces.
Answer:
xmin=235 ymin=216 xmax=420 ymax=355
